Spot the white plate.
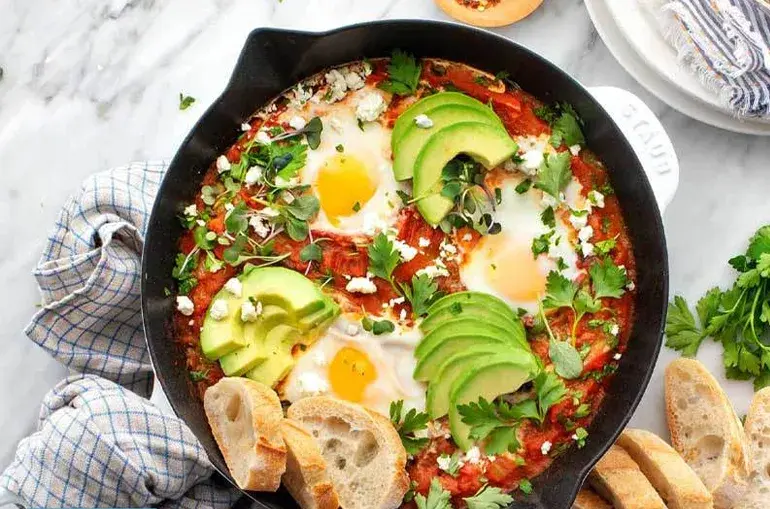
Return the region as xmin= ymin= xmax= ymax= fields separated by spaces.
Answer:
xmin=585 ymin=0 xmax=770 ymax=135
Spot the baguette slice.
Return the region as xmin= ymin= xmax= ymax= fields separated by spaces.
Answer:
xmin=665 ymin=359 xmax=749 ymax=508
xmin=734 ymin=387 xmax=770 ymax=508
xmin=281 ymin=418 xmax=340 ymax=509
xmin=572 ymin=487 xmax=612 ymax=509
xmin=287 ymin=396 xmax=409 ymax=509
xmin=203 ymin=377 xmax=286 ymax=491
xmin=589 ymin=445 xmax=667 ymax=509
xmin=617 ymin=428 xmax=713 ymax=509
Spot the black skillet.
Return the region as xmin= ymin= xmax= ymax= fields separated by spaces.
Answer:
xmin=141 ymin=19 xmax=669 ymax=509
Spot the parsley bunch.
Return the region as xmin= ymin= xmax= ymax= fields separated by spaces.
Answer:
xmin=666 ymin=225 xmax=770 ymax=389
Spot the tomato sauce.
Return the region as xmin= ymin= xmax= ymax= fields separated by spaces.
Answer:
xmin=172 ymin=59 xmax=636 ymax=500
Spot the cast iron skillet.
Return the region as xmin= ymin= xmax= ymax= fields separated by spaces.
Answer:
xmin=142 ymin=19 xmax=668 ymax=509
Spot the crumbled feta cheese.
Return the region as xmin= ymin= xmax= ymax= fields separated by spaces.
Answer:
xmin=289 ymin=116 xmax=307 ymax=130
xmin=418 ymin=237 xmax=431 ymax=248
xmin=464 ymin=447 xmax=481 ymax=464
xmin=256 ymin=130 xmax=271 ymax=144
xmin=224 ymin=278 xmax=243 ymax=297
xmin=569 ymin=144 xmax=582 ymax=156
xmin=610 ymin=324 xmax=620 ymax=336
xmin=389 ymin=297 xmax=406 ymax=306
xmin=183 ymin=204 xmax=197 ymax=217
xmin=541 ymin=192 xmax=560 ymax=208
xmin=224 ymin=203 xmax=234 ymax=213
xmin=209 ymin=299 xmax=229 ymax=320
xmin=414 ymin=114 xmax=434 ymax=129
xmin=244 ymin=165 xmax=263 ymax=186
xmin=196 ymin=219 xmax=206 ymax=227
xmin=260 ymin=206 xmax=281 ymax=218
xmin=392 ymin=239 xmax=418 ymax=262
xmin=416 ymin=264 xmax=450 ymax=279
xmin=462 ymin=233 xmax=473 ymax=242
xmin=355 ymin=92 xmax=387 ymax=123
xmin=344 ymin=71 xmax=365 ymax=90
xmin=436 ymin=455 xmax=452 ymax=471
xmin=216 ymin=155 xmax=231 ymax=173
xmin=346 ymin=324 xmax=359 ymax=336
xmin=627 ymin=281 xmax=636 ymax=291
xmin=249 ymin=215 xmax=270 ymax=238
xmin=241 ymin=123 xmax=251 ymax=132
xmin=588 ymin=190 xmax=605 ymax=208
xmin=346 ymin=277 xmax=377 ymax=294
xmin=289 ymin=83 xmax=313 ymax=108
xmin=581 ymin=242 xmax=595 ymax=257
xmin=176 ymin=296 xmax=194 ymax=316
xmin=572 ymin=433 xmax=579 ymax=441
xmin=362 ymin=61 xmax=373 ymax=76
xmin=578 ymin=225 xmax=594 ymax=243
xmin=520 ymin=150 xmax=544 ymax=175
xmin=296 ymin=372 xmax=330 ymax=397
xmin=541 ymin=441 xmax=552 ymax=455
xmin=488 ymin=455 xmax=496 ymax=462
xmin=329 ymin=117 xmax=344 ymax=134
xmin=441 ymin=243 xmax=457 ymax=255
xmin=613 ymin=353 xmax=623 ymax=361
xmin=569 ymin=210 xmax=589 ymax=230
xmin=400 ymin=309 xmax=407 ymax=321
xmin=188 ymin=319 xmax=194 ymax=326
xmin=240 ymin=300 xmax=262 ymax=322
xmin=324 ymin=69 xmax=348 ymax=103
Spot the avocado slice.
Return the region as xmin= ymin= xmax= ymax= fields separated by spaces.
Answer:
xmin=426 ymin=343 xmax=522 ymax=419
xmin=296 ymin=296 xmax=340 ymax=335
xmin=448 ymin=353 xmax=539 ymax=450
xmin=245 ymin=324 xmax=301 ymax=388
xmin=391 ymin=92 xmax=500 ymax=147
xmin=240 ymin=267 xmax=327 ymax=320
xmin=421 ymin=303 xmax=516 ymax=333
xmin=393 ymin=104 xmax=501 ymax=181
xmin=413 ymin=122 xmax=517 ymax=225
xmin=218 ymin=305 xmax=288 ymax=376
xmin=200 ymin=298 xmax=249 ymax=360
xmin=427 ymin=291 xmax=517 ymax=319
xmin=415 ymin=318 xmax=512 ymax=359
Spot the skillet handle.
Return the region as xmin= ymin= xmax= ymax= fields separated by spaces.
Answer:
xmin=587 ymin=86 xmax=679 ymax=213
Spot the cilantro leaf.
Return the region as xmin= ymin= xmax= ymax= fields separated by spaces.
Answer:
xmin=415 ymin=479 xmax=451 ymax=509
xmin=368 ymin=233 xmax=401 ymax=286
xmin=542 ymin=271 xmax=578 ymax=309
xmin=270 ymin=142 xmax=308 ymax=179
xmin=484 ymin=426 xmax=520 ymax=455
xmin=664 ymin=296 xmax=704 ymax=356
xmin=747 ymin=225 xmax=770 ymax=261
xmin=178 ymin=93 xmax=196 ymax=110
xmin=550 ymin=111 xmax=585 ymax=148
xmin=401 ymin=273 xmax=440 ymax=318
xmin=534 ymin=370 xmax=567 ymax=423
xmin=172 ymin=252 xmax=198 ymax=294
xmin=389 ymin=400 xmax=430 ymax=455
xmin=589 ymin=257 xmax=628 ymax=299
xmin=464 ymin=485 xmax=514 ymax=509
xmin=379 ymin=50 xmax=421 ymax=96
xmin=534 ymin=152 xmax=572 ymax=199
xmin=225 ymin=203 xmax=249 ymax=235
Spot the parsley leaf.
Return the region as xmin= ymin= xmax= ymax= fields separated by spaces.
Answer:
xmin=368 ymin=233 xmax=401 ymax=288
xmin=379 ymin=50 xmax=422 ymax=96
xmin=550 ymin=110 xmax=585 ymax=148
xmin=464 ymin=485 xmax=514 ymax=509
xmin=172 ymin=252 xmax=198 ymax=294
xmin=401 ymin=273 xmax=440 ymax=318
xmin=188 ymin=369 xmax=209 ymax=382
xmin=589 ymin=257 xmax=628 ymax=299
xmin=179 ymin=93 xmax=196 ymax=110
xmin=389 ymin=400 xmax=430 ymax=455
xmin=534 ymin=370 xmax=568 ymax=423
xmin=415 ymin=479 xmax=451 ymax=509
xmin=543 ymin=271 xmax=578 ymax=309
xmin=534 ymin=152 xmax=572 ymax=199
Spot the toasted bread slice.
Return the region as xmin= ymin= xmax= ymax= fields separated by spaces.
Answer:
xmin=281 ymin=418 xmax=340 ymax=509
xmin=665 ymin=359 xmax=749 ymax=508
xmin=572 ymin=487 xmax=612 ymax=509
xmin=589 ymin=445 xmax=666 ymax=509
xmin=617 ymin=428 xmax=713 ymax=509
xmin=287 ymin=396 xmax=408 ymax=509
xmin=203 ymin=377 xmax=286 ymax=491
xmin=734 ymin=387 xmax=770 ymax=508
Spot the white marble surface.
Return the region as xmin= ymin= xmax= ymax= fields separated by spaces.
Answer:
xmin=1 ymin=0 xmax=769 ymax=474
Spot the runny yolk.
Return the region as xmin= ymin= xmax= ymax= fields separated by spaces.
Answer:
xmin=482 ymin=235 xmax=546 ymax=302
xmin=315 ymin=154 xmax=377 ymax=225
xmin=328 ymin=346 xmax=377 ymax=403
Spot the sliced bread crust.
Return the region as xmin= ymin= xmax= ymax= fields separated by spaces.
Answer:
xmin=589 ymin=445 xmax=667 ymax=509
xmin=734 ymin=387 xmax=770 ymax=508
xmin=281 ymin=418 xmax=340 ymax=509
xmin=572 ymin=487 xmax=612 ymax=509
xmin=665 ymin=359 xmax=749 ymax=508
xmin=287 ymin=396 xmax=408 ymax=509
xmin=203 ymin=377 xmax=286 ymax=491
xmin=618 ymin=428 xmax=713 ymax=509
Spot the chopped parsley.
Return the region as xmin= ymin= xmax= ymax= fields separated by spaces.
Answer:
xmin=178 ymin=93 xmax=196 ymax=110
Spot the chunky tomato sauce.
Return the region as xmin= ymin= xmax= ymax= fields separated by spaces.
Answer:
xmin=173 ymin=59 xmax=635 ymax=498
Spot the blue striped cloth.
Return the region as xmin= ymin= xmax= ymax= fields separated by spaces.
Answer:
xmin=645 ymin=0 xmax=770 ymax=117
xmin=0 ymin=162 xmax=241 ymax=508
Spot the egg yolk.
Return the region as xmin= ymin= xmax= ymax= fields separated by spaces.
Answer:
xmin=481 ymin=235 xmax=546 ymax=302
xmin=315 ymin=154 xmax=377 ymax=224
xmin=329 ymin=346 xmax=377 ymax=403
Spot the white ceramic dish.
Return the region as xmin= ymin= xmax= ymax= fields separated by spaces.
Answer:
xmin=585 ymin=0 xmax=770 ymax=135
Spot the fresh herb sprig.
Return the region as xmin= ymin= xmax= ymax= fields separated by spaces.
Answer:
xmin=368 ymin=233 xmax=401 ymax=292
xmin=400 ymin=274 xmax=441 ymax=318
xmin=389 ymin=400 xmax=430 ymax=455
xmin=179 ymin=93 xmax=196 ymax=110
xmin=415 ymin=479 xmax=451 ymax=509
xmin=464 ymin=485 xmax=514 ymax=509
xmin=379 ymin=50 xmax=422 ymax=96
xmin=534 ymin=102 xmax=585 ymax=148
xmin=438 ymin=156 xmax=502 ymax=235
xmin=666 ymin=225 xmax=770 ymax=389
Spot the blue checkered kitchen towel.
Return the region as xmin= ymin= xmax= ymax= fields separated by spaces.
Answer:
xmin=0 ymin=162 xmax=241 ymax=508
xmin=642 ymin=0 xmax=770 ymax=118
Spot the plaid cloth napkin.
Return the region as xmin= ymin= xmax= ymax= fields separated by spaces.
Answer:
xmin=0 ymin=162 xmax=241 ymax=508
xmin=641 ymin=0 xmax=770 ymax=117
